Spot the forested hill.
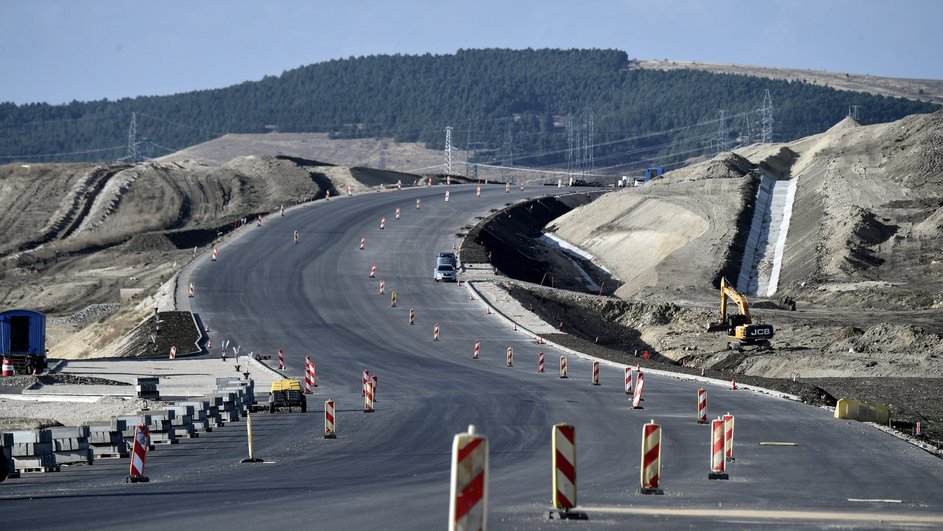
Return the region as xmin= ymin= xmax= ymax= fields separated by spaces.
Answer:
xmin=1 ymin=49 xmax=937 ymax=171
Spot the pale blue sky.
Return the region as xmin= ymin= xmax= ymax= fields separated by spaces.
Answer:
xmin=2 ymin=0 xmax=941 ymax=105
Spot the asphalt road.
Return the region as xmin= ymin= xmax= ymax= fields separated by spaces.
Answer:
xmin=3 ymin=184 xmax=943 ymax=530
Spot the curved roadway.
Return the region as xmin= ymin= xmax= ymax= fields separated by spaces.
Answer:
xmin=3 ymin=184 xmax=943 ymax=529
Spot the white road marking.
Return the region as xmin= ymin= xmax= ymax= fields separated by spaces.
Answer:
xmin=578 ymin=506 xmax=942 ymax=525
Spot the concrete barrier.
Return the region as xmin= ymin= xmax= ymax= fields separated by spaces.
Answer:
xmin=834 ymin=399 xmax=890 ymax=424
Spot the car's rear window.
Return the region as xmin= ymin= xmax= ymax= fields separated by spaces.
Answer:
xmin=438 ymin=265 xmax=454 ymax=271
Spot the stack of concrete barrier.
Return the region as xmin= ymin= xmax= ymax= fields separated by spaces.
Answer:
xmin=217 ymin=378 xmax=256 ymax=412
xmin=48 ymin=426 xmax=94 ymax=465
xmin=177 ymin=399 xmax=213 ymax=432
xmin=115 ymin=414 xmax=177 ymax=446
xmin=216 ymin=391 xmax=242 ymax=422
xmin=163 ymin=405 xmax=198 ymax=438
xmin=204 ymin=394 xmax=226 ymax=427
xmin=86 ymin=423 xmax=129 ymax=458
xmin=1 ymin=432 xmax=14 ymax=475
xmin=8 ymin=429 xmax=58 ymax=474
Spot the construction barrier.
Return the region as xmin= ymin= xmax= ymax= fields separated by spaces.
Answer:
xmin=2 ymin=357 xmax=14 ymax=376
xmin=506 ymin=347 xmax=513 ymax=367
xmin=362 ymin=370 xmax=370 ymax=397
xmin=277 ymin=349 xmax=284 ymax=370
xmin=257 ymin=214 xmax=263 ymax=226
xmin=449 ymin=425 xmax=488 ymax=531
xmin=632 ymin=372 xmax=644 ymax=409
xmin=639 ymin=420 xmax=662 ymax=494
xmin=309 ymin=361 xmax=318 ymax=388
xmin=709 ymin=418 xmax=728 ymax=479
xmin=416 ymin=198 xmax=421 ymax=209
xmin=325 ymin=190 xmax=331 ymax=201
xmin=520 ymin=183 xmax=525 ymax=192
xmin=380 ymin=217 xmax=386 ymax=230
xmin=126 ymin=424 xmax=149 ymax=483
xmin=730 ymin=377 xmax=738 ymax=390
xmin=390 ymin=291 xmax=397 ymax=307
xmin=445 ymin=191 xmax=450 ymax=202
xmin=476 ymin=185 xmax=481 ymax=197
xmin=169 ymin=346 xmax=176 ymax=360
xmin=211 ymin=247 xmax=217 ymax=261
xmin=624 ymin=367 xmax=632 ymax=395
xmin=552 ymin=423 xmax=577 ymax=511
xmin=293 ymin=230 xmax=300 ymax=245
xmin=369 ymin=264 xmax=376 ymax=278
xmin=409 ymin=308 xmax=415 ymax=325
xmin=538 ymin=352 xmax=544 ymax=373
xmin=724 ymin=413 xmax=735 ymax=462
xmin=395 ymin=207 xmax=401 ymax=220
xmin=360 ymin=236 xmax=365 ymax=250
xmin=434 ymin=322 xmax=440 ymax=341
xmin=698 ymin=389 xmax=707 ymax=424
xmin=364 ymin=381 xmax=375 ymax=413
xmin=304 ymin=357 xmax=314 ymax=393
xmin=372 ymin=375 xmax=378 ymax=402
xmin=380 ymin=280 xmax=385 ymax=295
xmin=324 ymin=400 xmax=336 ymax=439
xmin=347 ymin=185 xmax=352 ymax=196
xmin=240 ymin=414 xmax=263 ymax=463
xmin=473 ymin=340 xmax=480 ymax=359
xmin=559 ymin=356 xmax=568 ymax=379
xmin=592 ymin=361 xmax=600 ymax=386
xmin=188 ymin=282 xmax=194 ymax=298
xmin=505 ymin=183 xmax=510 ymax=193
xmin=834 ymin=399 xmax=891 ymax=424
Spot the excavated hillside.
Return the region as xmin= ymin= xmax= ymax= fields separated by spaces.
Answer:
xmin=540 ymin=110 xmax=943 ymax=380
xmin=0 ymin=155 xmax=410 ymax=355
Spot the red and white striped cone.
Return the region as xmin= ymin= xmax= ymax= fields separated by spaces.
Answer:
xmin=324 ymin=400 xmax=336 ymax=438
xmin=473 ymin=339 xmax=480 ymax=359
xmin=372 ymin=375 xmax=378 ymax=402
xmin=537 ymin=337 xmax=545 ymax=345
xmin=211 ymin=247 xmax=218 ymax=261
xmin=1 ymin=357 xmax=14 ymax=376
xmin=730 ymin=377 xmax=738 ymax=390
xmin=188 ymin=282 xmax=194 ymax=298
xmin=416 ymin=198 xmax=421 ymax=209
xmin=709 ymin=418 xmax=728 ymax=479
xmin=207 ymin=339 xmax=212 ymax=349
xmin=592 ymin=360 xmax=600 ymax=386
xmin=639 ymin=420 xmax=663 ymax=494
xmin=428 ymin=177 xmax=433 ymax=187
xmin=697 ymin=388 xmax=708 ymax=424
xmin=127 ymin=423 xmax=150 ymax=483
xmin=257 ymin=214 xmax=263 ymax=227
xmin=397 ymin=180 xmax=402 ymax=190
xmin=363 ymin=381 xmax=375 ymax=413
xmin=361 ymin=369 xmax=370 ymax=397
xmin=552 ymin=423 xmax=577 ymax=511
xmin=538 ymin=352 xmax=545 ymax=373
xmin=447 ymin=175 xmax=451 ymax=186
xmin=379 ymin=280 xmax=385 ymax=295
xmin=624 ymin=367 xmax=633 ymax=395
xmin=325 ymin=190 xmax=331 ymax=201
xmin=277 ymin=349 xmax=285 ymax=370
xmin=380 ymin=217 xmax=386 ymax=230
xmin=520 ymin=183 xmax=525 ymax=192
xmin=360 ymin=236 xmax=365 ymax=250
xmin=433 ymin=322 xmax=439 ymax=341
xmin=723 ymin=413 xmax=735 ymax=462
xmin=169 ymin=345 xmax=177 ymax=360
xmin=395 ymin=207 xmax=401 ymax=220
xmin=559 ymin=355 xmax=568 ymax=379
xmin=476 ymin=185 xmax=481 ymax=198
xmin=369 ymin=264 xmax=376 ymax=278
xmin=310 ymin=361 xmax=318 ymax=387
xmin=445 ymin=190 xmax=450 ymax=202
xmin=505 ymin=183 xmax=510 ymax=193
xmin=449 ymin=425 xmax=488 ymax=531
xmin=409 ymin=308 xmax=415 ymax=325
xmin=304 ymin=357 xmax=314 ymax=393
xmin=506 ymin=347 xmax=513 ymax=367
xmin=632 ymin=372 xmax=645 ymax=409
xmin=701 ymin=368 xmax=706 ymax=377
xmin=347 ymin=185 xmax=352 ymax=196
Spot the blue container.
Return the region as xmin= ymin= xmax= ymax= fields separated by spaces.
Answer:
xmin=644 ymin=167 xmax=664 ymax=182
xmin=0 ymin=309 xmax=46 ymax=356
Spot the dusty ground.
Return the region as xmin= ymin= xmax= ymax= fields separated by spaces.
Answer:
xmin=635 ymin=59 xmax=943 ymax=105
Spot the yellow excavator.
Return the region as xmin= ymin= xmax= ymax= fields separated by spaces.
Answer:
xmin=707 ymin=277 xmax=774 ymax=350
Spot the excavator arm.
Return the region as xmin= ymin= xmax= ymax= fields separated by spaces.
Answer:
xmin=719 ymin=277 xmax=751 ymax=324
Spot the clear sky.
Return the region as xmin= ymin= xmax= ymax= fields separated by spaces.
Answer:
xmin=2 ymin=0 xmax=941 ymax=105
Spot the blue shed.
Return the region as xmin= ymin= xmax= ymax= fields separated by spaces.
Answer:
xmin=0 ymin=309 xmax=46 ymax=356
xmin=644 ymin=167 xmax=664 ymax=182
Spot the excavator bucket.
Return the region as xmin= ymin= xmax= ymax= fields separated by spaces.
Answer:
xmin=706 ymin=321 xmax=727 ymax=332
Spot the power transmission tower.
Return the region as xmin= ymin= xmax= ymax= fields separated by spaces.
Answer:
xmin=760 ymin=89 xmax=774 ymax=143
xmin=739 ymin=114 xmax=752 ymax=147
xmin=715 ymin=110 xmax=729 ymax=154
xmin=126 ymin=112 xmax=141 ymax=162
xmin=566 ymin=112 xmax=575 ymax=182
xmin=465 ymin=117 xmax=478 ymax=180
xmin=378 ymin=141 xmax=387 ymax=170
xmin=848 ymin=105 xmax=861 ymax=121
xmin=444 ymin=126 xmax=453 ymax=175
xmin=502 ymin=119 xmax=513 ymax=182
xmin=585 ymin=108 xmax=594 ymax=176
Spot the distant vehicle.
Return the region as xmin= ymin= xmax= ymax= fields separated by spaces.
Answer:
xmin=436 ymin=251 xmax=457 ymax=268
xmin=434 ymin=264 xmax=457 ymax=282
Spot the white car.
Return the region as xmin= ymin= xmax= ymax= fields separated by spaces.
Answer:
xmin=434 ymin=264 xmax=457 ymax=282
